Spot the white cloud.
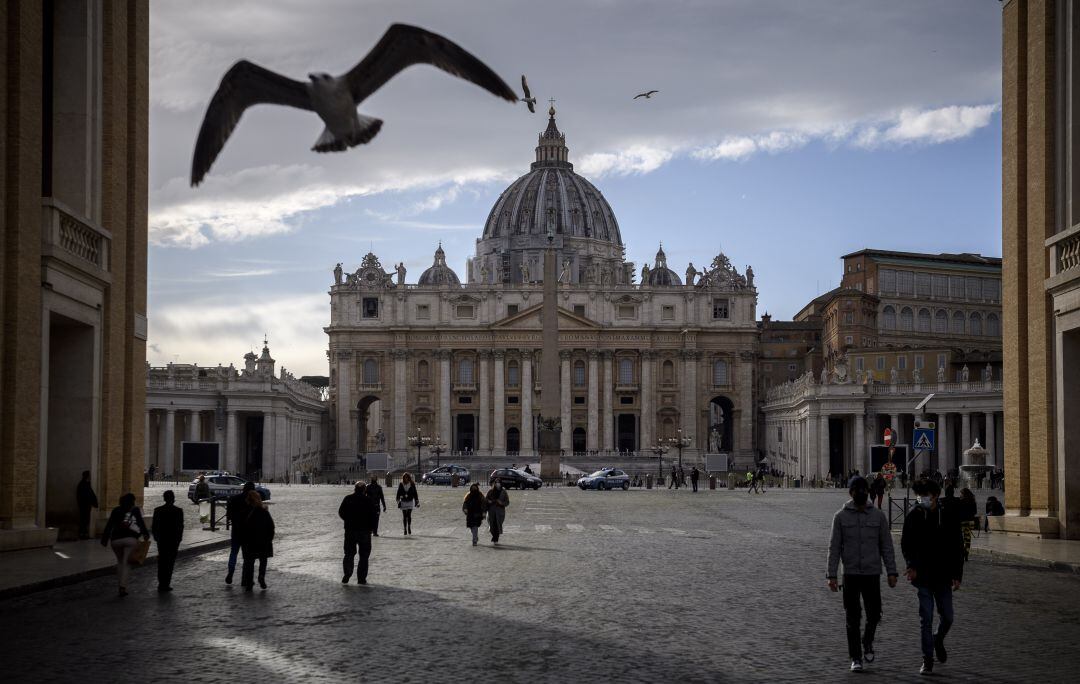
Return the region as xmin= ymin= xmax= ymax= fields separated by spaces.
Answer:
xmin=878 ymin=104 xmax=999 ymax=146
xmin=577 ymin=144 xmax=679 ymax=177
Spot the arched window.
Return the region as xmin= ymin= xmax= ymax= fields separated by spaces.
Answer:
xmin=458 ymin=358 xmax=474 ymax=384
xmin=917 ymin=308 xmax=931 ymax=333
xmin=618 ymin=358 xmax=633 ymax=384
xmin=662 ymin=360 xmax=674 ymax=384
xmin=986 ymin=313 xmax=1000 ymax=337
xmin=363 ymin=359 xmax=378 ymax=384
xmin=573 ymin=360 xmax=586 ymax=386
xmin=970 ymin=312 xmax=983 ymax=336
xmin=882 ymin=306 xmax=896 ymax=330
xmin=417 ymin=359 xmax=429 ymax=383
xmin=661 ymin=417 xmax=675 ymax=440
xmin=713 ymin=360 xmax=729 ymax=386
xmin=507 ymin=360 xmax=520 ymax=387
xmin=934 ymin=310 xmax=948 ymax=334
xmin=900 ymin=307 xmax=914 ymax=331
xmin=951 ymin=311 xmax=965 ymax=334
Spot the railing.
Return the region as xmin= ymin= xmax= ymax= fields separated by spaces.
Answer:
xmin=452 ymin=382 xmax=477 ymax=391
xmin=615 ymin=383 xmax=639 ymax=392
xmin=41 ymin=199 xmax=110 ymax=273
xmin=357 ymin=383 xmax=382 ymax=392
xmin=1048 ymin=223 xmax=1080 ymax=279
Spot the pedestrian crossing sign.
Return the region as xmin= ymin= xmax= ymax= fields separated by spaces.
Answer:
xmin=913 ymin=427 xmax=935 ymax=451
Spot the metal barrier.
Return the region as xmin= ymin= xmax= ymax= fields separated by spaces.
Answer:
xmin=199 ymin=496 xmax=231 ymax=532
xmin=888 ymin=494 xmax=911 ymax=530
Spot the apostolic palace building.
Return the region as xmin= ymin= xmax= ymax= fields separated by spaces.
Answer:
xmin=326 ymin=107 xmax=760 ymax=471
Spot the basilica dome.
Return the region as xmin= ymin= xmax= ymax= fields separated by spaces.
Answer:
xmin=473 ymin=107 xmax=626 ymax=286
xmin=417 ymin=244 xmax=460 ymax=286
xmin=644 ymin=245 xmax=683 ymax=287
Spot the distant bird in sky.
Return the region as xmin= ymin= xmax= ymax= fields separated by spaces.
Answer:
xmin=520 ymin=75 xmax=536 ymax=113
xmin=190 ymin=23 xmax=517 ymax=186
xmin=634 ymin=90 xmax=659 ymax=100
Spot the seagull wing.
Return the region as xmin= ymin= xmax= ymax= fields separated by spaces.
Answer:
xmin=191 ymin=60 xmax=312 ymax=186
xmin=344 ymin=24 xmax=517 ymax=105
xmin=633 ymin=92 xmax=646 ymax=99
xmin=648 ymin=90 xmax=659 ymax=96
xmin=527 ymin=99 xmax=535 ymax=113
xmin=521 ymin=74 xmax=532 ymax=99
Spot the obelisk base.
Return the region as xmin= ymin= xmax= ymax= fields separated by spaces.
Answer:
xmin=538 ymin=428 xmax=561 ymax=480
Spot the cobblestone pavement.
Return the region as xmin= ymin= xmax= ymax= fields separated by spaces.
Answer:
xmin=3 ymin=484 xmax=1078 ymax=683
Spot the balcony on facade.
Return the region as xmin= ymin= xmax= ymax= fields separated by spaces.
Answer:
xmin=1047 ymin=223 xmax=1080 ymax=291
xmin=41 ymin=198 xmax=111 ymax=284
xmin=357 ymin=383 xmax=383 ymax=393
xmin=452 ymin=382 xmax=477 ymax=392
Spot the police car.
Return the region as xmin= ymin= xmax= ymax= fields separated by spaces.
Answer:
xmin=187 ymin=474 xmax=271 ymax=503
xmin=577 ymin=468 xmax=631 ymax=491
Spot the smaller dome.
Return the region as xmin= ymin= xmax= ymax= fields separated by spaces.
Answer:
xmin=645 ymin=244 xmax=683 ymax=287
xmin=418 ymin=244 xmax=461 ymax=286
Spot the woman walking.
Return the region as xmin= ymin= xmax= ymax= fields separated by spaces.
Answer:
xmin=485 ymin=479 xmax=510 ymax=544
xmin=100 ymin=493 xmax=150 ymax=597
xmin=240 ymin=490 xmax=275 ymax=590
xmin=462 ymin=483 xmax=488 ymax=546
xmin=396 ymin=472 xmax=420 ymax=535
xmin=957 ymin=487 xmax=978 ymax=561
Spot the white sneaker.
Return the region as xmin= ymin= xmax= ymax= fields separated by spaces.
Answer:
xmin=850 ymin=660 xmax=863 ymax=672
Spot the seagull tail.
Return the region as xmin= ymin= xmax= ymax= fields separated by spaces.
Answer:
xmin=312 ymin=115 xmax=383 ymax=153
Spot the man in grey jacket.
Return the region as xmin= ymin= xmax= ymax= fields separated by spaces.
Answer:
xmin=827 ymin=476 xmax=898 ymax=672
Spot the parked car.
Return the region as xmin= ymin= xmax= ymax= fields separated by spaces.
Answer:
xmin=422 ymin=464 xmax=471 ymax=485
xmin=187 ymin=474 xmax=271 ymax=503
xmin=489 ymin=468 xmax=543 ymax=490
xmin=577 ymin=468 xmax=631 ymax=491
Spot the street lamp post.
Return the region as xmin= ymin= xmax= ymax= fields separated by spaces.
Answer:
xmin=430 ymin=434 xmax=447 ymax=469
xmin=407 ymin=428 xmax=430 ymax=480
xmin=663 ymin=428 xmax=693 ymax=475
xmin=650 ymin=440 xmax=669 ymax=482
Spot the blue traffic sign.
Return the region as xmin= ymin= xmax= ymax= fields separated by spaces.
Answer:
xmin=913 ymin=427 xmax=936 ymax=451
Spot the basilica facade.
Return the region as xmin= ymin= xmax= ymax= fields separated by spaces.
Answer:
xmin=327 ymin=108 xmax=759 ymax=470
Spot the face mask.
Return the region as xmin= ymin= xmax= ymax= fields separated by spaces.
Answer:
xmin=494 ymin=482 xmax=501 ymax=489
xmin=916 ymin=496 xmax=931 ymax=508
xmin=852 ymin=490 xmax=869 ymax=506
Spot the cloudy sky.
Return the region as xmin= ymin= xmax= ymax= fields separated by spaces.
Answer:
xmin=148 ymin=0 xmax=1003 ymax=377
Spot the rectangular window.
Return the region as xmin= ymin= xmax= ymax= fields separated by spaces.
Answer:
xmin=949 ymin=276 xmax=965 ymax=299
xmin=712 ymin=299 xmax=730 ymax=319
xmin=981 ymin=278 xmax=999 ymax=301
xmin=619 ymin=396 xmax=633 ymax=405
xmin=306 ymin=426 xmax=312 ymax=441
xmin=507 ymin=304 xmax=519 ymax=316
xmin=573 ymin=396 xmax=585 ymax=405
xmin=916 ymin=272 xmax=931 ymax=297
xmin=573 ymin=304 xmax=585 ymax=317
xmin=458 ymin=396 xmax=472 ymax=404
xmin=915 ymin=355 xmax=924 ymax=370
xmin=416 ymin=304 xmax=430 ymax=319
xmin=787 ymin=363 xmax=797 ymax=372
xmin=897 ymin=271 xmax=914 ymax=295
xmin=362 ymin=298 xmax=379 ymax=318
xmin=855 ymin=357 xmax=864 ymax=371
xmin=456 ymin=305 xmax=474 ymax=318
xmin=965 ymin=276 xmax=981 ymax=300
xmin=937 ymin=353 xmax=947 ymax=369
xmin=661 ymin=305 xmax=675 ymax=320
xmin=844 ymin=335 xmax=854 ymax=345
xmin=898 ymin=356 xmax=907 ymax=370
xmin=617 ymin=305 xmax=636 ymax=319
xmin=618 ymin=359 xmax=634 ymax=384
xmin=844 ymin=312 xmax=854 ymax=324
xmin=507 ymin=395 xmax=519 ymax=405
xmin=879 ymin=269 xmax=896 ymax=293
xmin=777 ymin=426 xmax=783 ymax=443
xmin=932 ymin=274 xmax=948 ymax=298
xmin=876 ymin=357 xmax=885 ymax=370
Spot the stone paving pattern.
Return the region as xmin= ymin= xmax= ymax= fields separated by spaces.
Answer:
xmin=2 ymin=484 xmax=1078 ymax=682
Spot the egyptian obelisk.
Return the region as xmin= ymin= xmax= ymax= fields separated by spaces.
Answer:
xmin=538 ymin=211 xmax=562 ymax=479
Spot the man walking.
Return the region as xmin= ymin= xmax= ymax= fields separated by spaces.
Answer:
xmin=75 ymin=470 xmax=98 ymax=539
xmin=151 ymin=490 xmax=184 ymax=592
xmin=366 ymin=475 xmax=386 ymax=536
xmin=224 ymin=481 xmax=255 ymax=584
xmin=339 ymin=481 xmax=377 ymax=584
xmin=690 ymin=467 xmax=700 ymax=493
xmin=827 ymin=476 xmax=899 ymax=672
xmin=901 ymin=478 xmax=964 ymax=676
xmin=669 ymin=465 xmax=679 ymax=490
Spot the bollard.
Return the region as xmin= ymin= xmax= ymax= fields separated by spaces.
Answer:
xmin=385 ymin=473 xmax=393 ymax=487
xmin=451 ymin=474 xmax=460 ymax=488
xmin=709 ymin=475 xmax=716 ymax=490
xmin=646 ymin=473 xmax=653 ymax=489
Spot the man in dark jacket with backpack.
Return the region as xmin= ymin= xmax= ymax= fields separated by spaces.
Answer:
xmin=901 ymin=478 xmax=965 ymax=676
xmin=339 ymin=482 xmax=377 ymax=585
xmin=151 ymin=490 xmax=184 ymax=592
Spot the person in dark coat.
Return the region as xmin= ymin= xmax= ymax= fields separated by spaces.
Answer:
xmin=485 ymin=480 xmax=509 ymax=544
xmin=224 ymin=481 xmax=255 ymax=584
xmin=984 ymin=496 xmax=1005 ymax=532
xmin=462 ymin=483 xmax=488 ymax=546
xmin=151 ymin=490 xmax=184 ymax=592
xmin=396 ymin=472 xmax=419 ymax=535
xmin=668 ymin=465 xmax=679 ymax=490
xmin=901 ymin=478 xmax=965 ymax=676
xmin=76 ymin=470 xmax=99 ymax=539
xmin=690 ymin=467 xmax=700 ymax=493
xmin=194 ymin=474 xmax=211 ymax=501
xmin=240 ymin=490 xmax=275 ymax=591
xmin=366 ymin=475 xmax=387 ymax=536
xmin=100 ymin=493 xmax=150 ymax=597
xmin=869 ymin=473 xmax=887 ymax=510
xmin=339 ymin=481 xmax=377 ymax=584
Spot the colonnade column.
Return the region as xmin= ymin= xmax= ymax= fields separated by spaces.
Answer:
xmin=189 ymin=410 xmax=202 ymax=442
xmin=985 ymin=412 xmax=996 ymax=467
xmin=587 ymin=351 xmax=599 ymax=452
xmin=961 ymin=412 xmax=972 ymax=465
xmin=392 ymin=350 xmax=408 ymax=453
xmin=521 ymin=351 xmax=534 ymax=457
xmin=601 ymin=351 xmax=614 ymax=452
xmin=640 ymin=351 xmax=655 ymax=451
xmin=144 ymin=411 xmax=151 ymax=468
xmin=155 ymin=412 xmax=166 ymax=472
xmin=276 ymin=411 xmax=288 ymax=480
xmin=225 ymin=410 xmax=238 ymax=473
xmin=819 ymin=413 xmax=830 ymax=479
xmin=560 ymin=351 xmax=572 ymax=452
xmin=478 ymin=350 xmax=491 ymax=453
xmin=437 ymin=350 xmax=452 ymax=446
xmin=262 ymin=412 xmax=275 ymax=479
xmin=938 ymin=412 xmax=950 ymax=472
xmin=493 ymin=351 xmax=505 ymax=454
xmin=854 ymin=412 xmax=866 ymax=475
xmin=164 ymin=409 xmax=176 ymax=475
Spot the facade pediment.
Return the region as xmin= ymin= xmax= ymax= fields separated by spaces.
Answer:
xmin=491 ymin=303 xmax=601 ymax=330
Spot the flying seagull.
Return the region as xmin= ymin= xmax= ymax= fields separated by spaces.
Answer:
xmin=634 ymin=90 xmax=659 ymax=100
xmin=520 ymin=74 xmax=536 ymax=113
xmin=191 ymin=23 xmax=517 ymax=186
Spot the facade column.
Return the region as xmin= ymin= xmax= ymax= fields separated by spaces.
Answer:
xmin=521 ymin=351 xmax=534 ymax=457
xmin=164 ymin=409 xmax=176 ymax=475
xmin=937 ymin=412 xmax=950 ymax=473
xmin=961 ymin=412 xmax=972 ymax=466
xmin=263 ymin=412 xmax=276 ymax=480
xmin=438 ymin=350 xmax=452 ymax=445
xmin=602 ymin=351 xmax=614 ymax=451
xmin=225 ymin=410 xmax=238 ymax=473
xmin=187 ymin=410 xmax=201 ymax=442
xmin=478 ymin=350 xmax=491 ymax=453
xmin=155 ymin=411 xmax=166 ymax=471
xmin=985 ymin=412 xmax=996 ymax=468
xmin=855 ymin=412 xmax=866 ymax=475
xmin=276 ymin=411 xmax=289 ymax=481
xmin=144 ymin=411 xmax=151 ymax=468
xmin=819 ymin=414 xmax=830 ymax=479
xmin=587 ymin=351 xmax=599 ymax=452
xmin=681 ymin=351 xmax=698 ymax=449
xmin=889 ymin=413 xmax=901 ymax=443
xmin=392 ymin=350 xmax=408 ymax=453
xmin=560 ymin=351 xmax=572 ymax=453
xmin=335 ymin=351 xmax=354 ymax=463
xmin=493 ymin=351 xmax=506 ymax=454
xmin=640 ymin=351 xmax=654 ymax=451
